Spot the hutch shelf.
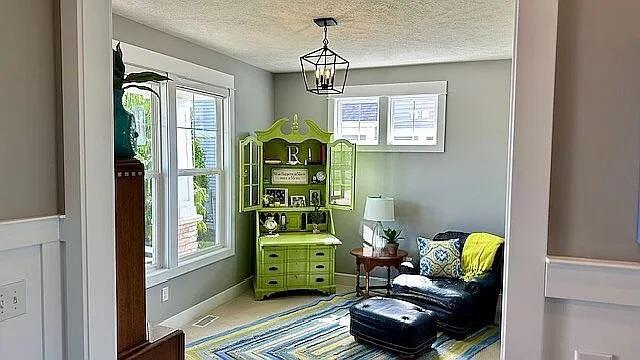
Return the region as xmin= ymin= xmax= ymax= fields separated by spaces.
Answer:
xmin=239 ymin=115 xmax=356 ymax=300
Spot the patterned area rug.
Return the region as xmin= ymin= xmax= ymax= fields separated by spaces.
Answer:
xmin=185 ymin=293 xmax=499 ymax=360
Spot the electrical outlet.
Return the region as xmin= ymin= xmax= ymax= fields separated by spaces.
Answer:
xmin=161 ymin=286 xmax=169 ymax=302
xmin=0 ymin=280 xmax=26 ymax=322
xmin=574 ymin=350 xmax=613 ymax=360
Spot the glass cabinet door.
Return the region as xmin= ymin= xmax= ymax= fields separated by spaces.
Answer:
xmin=239 ymin=135 xmax=262 ymax=211
xmin=328 ymin=139 xmax=356 ymax=210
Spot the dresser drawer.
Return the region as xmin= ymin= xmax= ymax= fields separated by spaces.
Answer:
xmin=287 ymin=261 xmax=307 ymax=273
xmin=310 ymin=246 xmax=332 ymax=261
xmin=286 ymin=274 xmax=308 ymax=287
xmin=261 ymin=276 xmax=284 ymax=289
xmin=310 ymin=274 xmax=330 ymax=285
xmin=263 ymin=247 xmax=284 ymax=263
xmin=262 ymin=263 xmax=284 ymax=276
xmin=287 ymin=247 xmax=308 ymax=260
xmin=310 ymin=261 xmax=330 ymax=273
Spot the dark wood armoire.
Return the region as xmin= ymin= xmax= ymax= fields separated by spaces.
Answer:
xmin=115 ymin=159 xmax=185 ymax=360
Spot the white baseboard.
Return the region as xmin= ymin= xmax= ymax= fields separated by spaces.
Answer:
xmin=160 ymin=277 xmax=253 ymax=328
xmin=545 ymin=256 xmax=640 ymax=307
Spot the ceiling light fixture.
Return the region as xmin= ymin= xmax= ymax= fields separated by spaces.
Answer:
xmin=299 ymin=17 xmax=350 ymax=95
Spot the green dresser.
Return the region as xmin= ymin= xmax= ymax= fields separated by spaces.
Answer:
xmin=255 ymin=233 xmax=342 ymax=300
xmin=238 ymin=115 xmax=356 ymax=300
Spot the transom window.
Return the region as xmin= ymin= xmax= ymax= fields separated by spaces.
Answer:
xmin=335 ymin=97 xmax=379 ymax=145
xmin=118 ymin=41 xmax=236 ymax=288
xmin=329 ymin=81 xmax=447 ymax=152
xmin=388 ymin=95 xmax=439 ymax=145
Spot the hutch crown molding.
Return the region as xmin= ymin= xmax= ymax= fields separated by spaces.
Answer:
xmin=239 ymin=115 xmax=356 ymax=299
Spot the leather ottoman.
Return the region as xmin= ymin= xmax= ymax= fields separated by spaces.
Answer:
xmin=350 ymin=297 xmax=437 ymax=358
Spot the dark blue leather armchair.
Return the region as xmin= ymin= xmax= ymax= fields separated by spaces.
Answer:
xmin=391 ymin=231 xmax=503 ymax=340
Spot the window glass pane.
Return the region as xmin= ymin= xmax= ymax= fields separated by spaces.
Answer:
xmin=176 ymin=88 xmax=220 ymax=169
xmin=144 ymin=178 xmax=158 ymax=266
xmin=123 ymin=83 xmax=159 ymax=171
xmin=336 ymin=98 xmax=379 ymax=145
xmin=389 ymin=95 xmax=439 ymax=145
xmin=178 ymin=174 xmax=218 ymax=258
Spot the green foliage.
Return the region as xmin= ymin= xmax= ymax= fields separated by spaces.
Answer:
xmin=113 ymin=43 xmax=170 ymax=93
xmin=382 ymin=228 xmax=405 ymax=244
xmin=192 ymin=139 xmax=210 ymax=239
xmin=122 ymin=92 xmax=153 ymax=247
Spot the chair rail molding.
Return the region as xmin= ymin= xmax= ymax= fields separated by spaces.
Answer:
xmin=0 ymin=215 xmax=61 ymax=252
xmin=545 ymin=256 xmax=640 ymax=307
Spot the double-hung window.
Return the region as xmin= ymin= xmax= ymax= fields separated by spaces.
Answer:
xmin=329 ymin=81 xmax=447 ymax=152
xmin=118 ymin=41 xmax=235 ymax=287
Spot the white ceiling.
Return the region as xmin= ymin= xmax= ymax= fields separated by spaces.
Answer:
xmin=113 ymin=0 xmax=514 ymax=73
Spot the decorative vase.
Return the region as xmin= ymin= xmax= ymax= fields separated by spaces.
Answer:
xmin=263 ymin=216 xmax=278 ymax=235
xmin=386 ymin=243 xmax=399 ymax=255
xmin=113 ymin=89 xmax=138 ymax=159
xmin=312 ymin=223 xmax=320 ymax=234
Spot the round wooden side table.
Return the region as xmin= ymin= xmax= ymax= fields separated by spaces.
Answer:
xmin=350 ymin=247 xmax=408 ymax=297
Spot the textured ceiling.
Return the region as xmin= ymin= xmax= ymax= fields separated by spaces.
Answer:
xmin=113 ymin=0 xmax=514 ymax=73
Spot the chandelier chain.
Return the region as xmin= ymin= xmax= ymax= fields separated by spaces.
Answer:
xmin=322 ymin=26 xmax=329 ymax=47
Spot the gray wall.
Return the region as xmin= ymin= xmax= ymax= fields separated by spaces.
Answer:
xmin=274 ymin=60 xmax=511 ymax=273
xmin=548 ymin=0 xmax=640 ymax=261
xmin=113 ymin=15 xmax=274 ymax=322
xmin=0 ymin=0 xmax=60 ymax=220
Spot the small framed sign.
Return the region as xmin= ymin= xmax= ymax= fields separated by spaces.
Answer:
xmin=271 ymin=168 xmax=308 ymax=185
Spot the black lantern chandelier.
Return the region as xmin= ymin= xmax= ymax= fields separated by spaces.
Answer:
xmin=300 ymin=17 xmax=350 ymax=95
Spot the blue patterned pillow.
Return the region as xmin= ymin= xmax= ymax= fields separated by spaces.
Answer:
xmin=417 ymin=237 xmax=462 ymax=278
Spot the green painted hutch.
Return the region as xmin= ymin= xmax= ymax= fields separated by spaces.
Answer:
xmin=239 ymin=115 xmax=356 ymax=300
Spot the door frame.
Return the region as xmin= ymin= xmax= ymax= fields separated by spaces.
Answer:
xmin=60 ymin=0 xmax=558 ymax=358
xmin=500 ymin=0 xmax=559 ymax=358
xmin=59 ymin=0 xmax=116 ymax=359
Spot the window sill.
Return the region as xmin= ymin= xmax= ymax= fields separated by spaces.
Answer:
xmin=355 ymin=144 xmax=445 ymax=153
xmin=145 ymin=245 xmax=235 ymax=288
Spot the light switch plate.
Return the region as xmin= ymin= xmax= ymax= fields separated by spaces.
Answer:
xmin=0 ymin=280 xmax=26 ymax=322
xmin=575 ymin=350 xmax=613 ymax=360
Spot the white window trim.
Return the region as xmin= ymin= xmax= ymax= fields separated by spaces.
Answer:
xmin=328 ymin=81 xmax=447 ymax=152
xmin=115 ymin=41 xmax=236 ymax=289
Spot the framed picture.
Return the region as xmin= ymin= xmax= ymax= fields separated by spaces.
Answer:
xmin=265 ymin=188 xmax=288 ymax=206
xmin=290 ymin=195 xmax=306 ymax=207
xmin=271 ymin=168 xmax=308 ymax=185
xmin=309 ymin=189 xmax=322 ymax=206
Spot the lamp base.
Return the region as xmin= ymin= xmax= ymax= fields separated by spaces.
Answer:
xmin=371 ymin=221 xmax=387 ymax=253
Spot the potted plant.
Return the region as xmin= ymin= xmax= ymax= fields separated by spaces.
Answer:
xmin=382 ymin=228 xmax=405 ymax=255
xmin=308 ymin=205 xmax=323 ymax=234
xmin=113 ymin=43 xmax=171 ymax=159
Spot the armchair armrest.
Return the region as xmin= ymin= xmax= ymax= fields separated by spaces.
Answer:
xmin=399 ymin=259 xmax=420 ymax=275
xmin=463 ymin=272 xmax=499 ymax=295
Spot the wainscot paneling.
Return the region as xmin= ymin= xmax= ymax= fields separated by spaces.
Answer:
xmin=544 ymin=256 xmax=640 ymax=359
xmin=0 ymin=216 xmax=63 ymax=360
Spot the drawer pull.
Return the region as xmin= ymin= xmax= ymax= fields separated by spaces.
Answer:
xmin=315 ymin=277 xmax=325 ymax=283
xmin=315 ymin=265 xmax=325 ymax=269
xmin=268 ymin=266 xmax=278 ymax=271
xmin=268 ymin=280 xmax=278 ymax=285
xmin=315 ymin=252 xmax=325 ymax=256
xmin=268 ymin=253 xmax=279 ymax=258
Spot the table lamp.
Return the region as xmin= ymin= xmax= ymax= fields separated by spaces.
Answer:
xmin=363 ymin=196 xmax=395 ymax=251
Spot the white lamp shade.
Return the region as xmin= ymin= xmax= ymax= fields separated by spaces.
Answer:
xmin=363 ymin=197 xmax=395 ymax=222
